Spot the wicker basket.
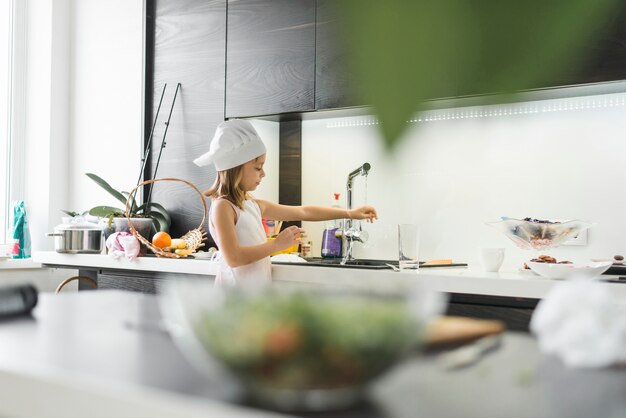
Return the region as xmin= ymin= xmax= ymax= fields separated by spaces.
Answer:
xmin=126 ymin=178 xmax=207 ymax=258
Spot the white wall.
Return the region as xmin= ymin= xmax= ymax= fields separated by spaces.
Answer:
xmin=249 ymin=120 xmax=279 ymax=203
xmin=67 ymin=0 xmax=144 ymax=216
xmin=21 ymin=0 xmax=144 ymax=251
xmin=23 ymin=0 xmax=71 ymax=251
xmin=301 ymin=90 xmax=626 ymax=269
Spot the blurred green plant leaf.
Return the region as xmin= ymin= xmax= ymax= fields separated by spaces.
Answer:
xmin=85 ymin=173 xmax=172 ymax=233
xmin=137 ymin=202 xmax=172 ymax=228
xmin=85 ymin=173 xmax=128 ymax=206
xmin=337 ymin=0 xmax=621 ymax=150
xmin=88 ymin=206 xmax=124 ymax=218
xmin=145 ymin=211 xmax=169 ymax=232
xmin=60 ymin=209 xmax=87 ymax=217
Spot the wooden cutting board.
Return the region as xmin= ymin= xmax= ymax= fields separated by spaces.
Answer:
xmin=424 ymin=316 xmax=506 ymax=347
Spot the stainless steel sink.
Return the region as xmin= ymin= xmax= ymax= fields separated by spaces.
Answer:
xmin=271 ymin=258 xmax=468 ymax=270
xmin=272 ymin=257 xmax=394 ymax=270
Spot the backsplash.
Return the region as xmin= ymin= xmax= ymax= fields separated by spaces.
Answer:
xmin=300 ymin=90 xmax=626 ymax=269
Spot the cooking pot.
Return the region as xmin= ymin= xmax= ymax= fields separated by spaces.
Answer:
xmin=47 ymin=218 xmax=103 ymax=254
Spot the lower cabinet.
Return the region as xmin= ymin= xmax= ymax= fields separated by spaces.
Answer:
xmin=446 ymin=293 xmax=538 ymax=332
xmin=97 ymin=270 xmax=214 ymax=294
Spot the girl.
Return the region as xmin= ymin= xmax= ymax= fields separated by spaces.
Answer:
xmin=194 ymin=119 xmax=378 ymax=286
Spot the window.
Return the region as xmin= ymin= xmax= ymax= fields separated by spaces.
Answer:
xmin=0 ymin=0 xmax=24 ymax=243
xmin=0 ymin=1 xmax=11 ymax=242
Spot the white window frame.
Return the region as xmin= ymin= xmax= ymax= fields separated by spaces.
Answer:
xmin=1 ymin=0 xmax=26 ymax=243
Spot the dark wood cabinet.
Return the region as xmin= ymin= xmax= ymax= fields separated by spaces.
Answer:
xmin=97 ymin=269 xmax=213 ymax=294
xmin=147 ymin=0 xmax=226 ymax=244
xmin=315 ymin=0 xmax=367 ymax=110
xmin=225 ymin=0 xmax=316 ymax=118
xmin=552 ymin=7 xmax=626 ymax=87
xmin=446 ymin=293 xmax=539 ymax=332
xmin=456 ymin=5 xmax=626 ymax=98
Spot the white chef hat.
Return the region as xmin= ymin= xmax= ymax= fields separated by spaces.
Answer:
xmin=193 ymin=119 xmax=266 ymax=171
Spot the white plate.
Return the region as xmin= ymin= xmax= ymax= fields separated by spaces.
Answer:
xmin=526 ymin=261 xmax=612 ymax=280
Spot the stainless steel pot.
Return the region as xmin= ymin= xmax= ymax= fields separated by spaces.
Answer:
xmin=47 ymin=222 xmax=103 ymax=254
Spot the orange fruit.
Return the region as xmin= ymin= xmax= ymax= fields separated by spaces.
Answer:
xmin=152 ymin=231 xmax=172 ymax=249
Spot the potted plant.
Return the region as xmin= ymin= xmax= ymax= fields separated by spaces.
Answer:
xmin=85 ymin=173 xmax=171 ymax=242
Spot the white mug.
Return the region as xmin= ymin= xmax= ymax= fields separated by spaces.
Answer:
xmin=481 ymin=248 xmax=505 ymax=272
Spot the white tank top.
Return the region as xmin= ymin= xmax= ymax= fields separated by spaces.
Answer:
xmin=208 ymin=198 xmax=272 ymax=286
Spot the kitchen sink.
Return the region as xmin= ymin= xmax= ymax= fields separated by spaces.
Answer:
xmin=272 ymin=258 xmax=468 ymax=270
xmin=272 ymin=257 xmax=394 ymax=270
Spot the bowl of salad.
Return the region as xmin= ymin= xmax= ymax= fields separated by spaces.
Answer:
xmin=159 ymin=280 xmax=441 ymax=411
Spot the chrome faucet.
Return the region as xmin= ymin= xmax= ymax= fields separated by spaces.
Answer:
xmin=341 ymin=162 xmax=371 ymax=264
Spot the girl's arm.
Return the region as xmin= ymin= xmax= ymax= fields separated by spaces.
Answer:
xmin=256 ymin=199 xmax=378 ymax=223
xmin=212 ymin=199 xmax=304 ymax=268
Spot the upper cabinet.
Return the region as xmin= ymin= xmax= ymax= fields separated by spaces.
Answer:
xmin=552 ymin=9 xmax=626 ymax=87
xmin=205 ymin=2 xmax=626 ymax=120
xmin=456 ymin=5 xmax=626 ymax=98
xmin=315 ymin=0 xmax=366 ymax=110
xmin=225 ymin=0 xmax=316 ymax=118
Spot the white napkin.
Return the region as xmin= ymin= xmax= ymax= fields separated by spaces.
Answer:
xmin=530 ymin=280 xmax=626 ymax=368
xmin=106 ymin=232 xmax=140 ymax=261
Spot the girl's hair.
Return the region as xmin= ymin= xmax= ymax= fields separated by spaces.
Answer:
xmin=204 ymin=164 xmax=248 ymax=209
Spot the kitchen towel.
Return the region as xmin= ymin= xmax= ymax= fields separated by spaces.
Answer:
xmin=106 ymin=232 xmax=140 ymax=261
xmin=11 ymin=201 xmax=31 ymax=259
xmin=530 ymin=279 xmax=626 ymax=368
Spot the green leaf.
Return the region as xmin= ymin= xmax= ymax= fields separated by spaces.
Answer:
xmin=61 ymin=210 xmax=80 ymax=217
xmin=337 ymin=0 xmax=622 ymax=151
xmin=89 ymin=206 xmax=124 ymax=218
xmin=85 ymin=173 xmax=129 ymax=206
xmin=146 ymin=211 xmax=169 ymax=232
xmin=122 ymin=191 xmax=138 ymax=215
xmin=144 ymin=202 xmax=171 ymax=228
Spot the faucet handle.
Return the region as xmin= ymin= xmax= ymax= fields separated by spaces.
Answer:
xmin=346 ymin=227 xmax=369 ymax=243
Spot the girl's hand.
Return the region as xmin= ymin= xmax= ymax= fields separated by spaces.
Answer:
xmin=348 ymin=205 xmax=378 ymax=223
xmin=273 ymin=226 xmax=306 ymax=251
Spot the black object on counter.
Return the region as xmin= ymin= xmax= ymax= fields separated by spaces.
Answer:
xmin=0 ymin=284 xmax=38 ymax=319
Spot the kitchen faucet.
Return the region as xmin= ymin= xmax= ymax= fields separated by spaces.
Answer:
xmin=341 ymin=162 xmax=371 ymax=264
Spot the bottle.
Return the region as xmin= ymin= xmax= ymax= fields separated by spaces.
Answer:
xmin=321 ymin=193 xmax=343 ymax=258
xmin=300 ymin=233 xmax=312 ymax=258
xmin=11 ymin=201 xmax=31 ymax=259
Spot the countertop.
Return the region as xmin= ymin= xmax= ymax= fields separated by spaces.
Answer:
xmin=33 ymin=252 xmax=626 ymax=301
xmin=0 ymin=290 xmax=624 ymax=418
xmin=0 ymin=258 xmax=42 ymax=270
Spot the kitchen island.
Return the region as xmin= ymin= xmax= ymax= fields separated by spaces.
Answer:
xmin=0 ymin=290 xmax=624 ymax=418
xmin=33 ymin=251 xmax=626 ymax=331
xmin=32 ymin=251 xmax=626 ymax=299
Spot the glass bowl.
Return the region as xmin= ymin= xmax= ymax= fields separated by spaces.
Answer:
xmin=159 ymin=281 xmax=441 ymax=412
xmin=486 ymin=218 xmax=593 ymax=250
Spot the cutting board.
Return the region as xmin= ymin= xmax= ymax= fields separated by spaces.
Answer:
xmin=424 ymin=316 xmax=506 ymax=347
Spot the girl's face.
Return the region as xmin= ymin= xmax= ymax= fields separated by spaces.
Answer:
xmin=240 ymin=154 xmax=266 ymax=192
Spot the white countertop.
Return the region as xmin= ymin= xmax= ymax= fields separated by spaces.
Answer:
xmin=33 ymin=251 xmax=626 ymax=300
xmin=0 ymin=258 xmax=42 ymax=270
xmin=0 ymin=290 xmax=624 ymax=418
xmin=273 ymin=264 xmax=626 ymax=300
xmin=33 ymin=251 xmax=219 ymax=276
